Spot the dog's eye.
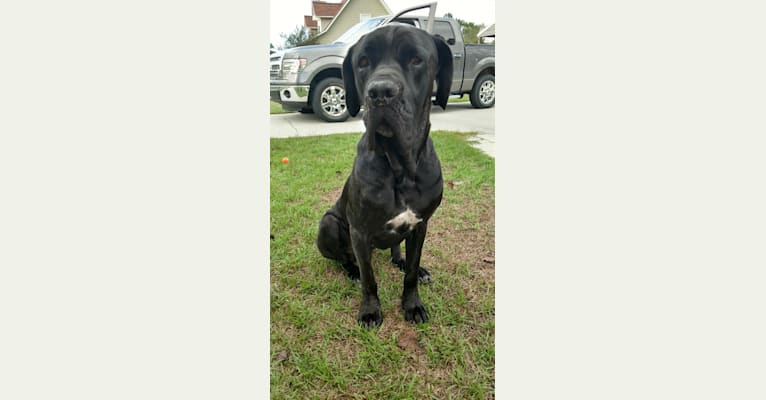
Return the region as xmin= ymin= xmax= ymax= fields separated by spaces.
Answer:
xmin=410 ymin=56 xmax=423 ymax=66
xmin=358 ymin=56 xmax=369 ymax=68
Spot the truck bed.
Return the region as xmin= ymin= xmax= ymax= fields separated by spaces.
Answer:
xmin=460 ymin=44 xmax=495 ymax=93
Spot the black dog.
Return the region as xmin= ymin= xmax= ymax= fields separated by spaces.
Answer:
xmin=317 ymin=24 xmax=453 ymax=328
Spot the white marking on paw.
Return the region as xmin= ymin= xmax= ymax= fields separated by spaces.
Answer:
xmin=386 ymin=208 xmax=422 ymax=232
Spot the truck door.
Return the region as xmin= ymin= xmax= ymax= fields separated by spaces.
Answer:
xmin=433 ymin=20 xmax=465 ymax=93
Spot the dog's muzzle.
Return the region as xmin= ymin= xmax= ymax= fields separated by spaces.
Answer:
xmin=366 ymin=79 xmax=402 ymax=107
xmin=365 ymin=75 xmax=404 ymax=107
xmin=364 ymin=79 xmax=405 ymax=138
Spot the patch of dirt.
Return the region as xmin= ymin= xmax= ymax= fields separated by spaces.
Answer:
xmin=320 ymin=186 xmax=344 ymax=206
xmin=274 ymin=349 xmax=289 ymax=363
xmin=379 ymin=310 xmax=426 ymax=357
xmin=396 ymin=327 xmax=422 ymax=353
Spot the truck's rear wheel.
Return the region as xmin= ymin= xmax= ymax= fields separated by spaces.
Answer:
xmin=312 ymin=77 xmax=349 ymax=122
xmin=470 ymin=74 xmax=495 ymax=108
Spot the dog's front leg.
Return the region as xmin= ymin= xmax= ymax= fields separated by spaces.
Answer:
xmin=349 ymin=226 xmax=382 ymax=328
xmin=402 ymin=221 xmax=429 ymax=324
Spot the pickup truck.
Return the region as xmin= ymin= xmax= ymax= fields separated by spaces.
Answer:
xmin=270 ymin=3 xmax=495 ymax=122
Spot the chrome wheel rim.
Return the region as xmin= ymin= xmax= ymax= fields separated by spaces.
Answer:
xmin=320 ymin=85 xmax=346 ymax=117
xmin=479 ymin=80 xmax=495 ymax=105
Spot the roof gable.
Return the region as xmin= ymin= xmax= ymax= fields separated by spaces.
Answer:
xmin=312 ymin=1 xmax=345 ymax=17
xmin=478 ymin=23 xmax=495 ymax=37
xmin=318 ymin=0 xmax=391 ymax=36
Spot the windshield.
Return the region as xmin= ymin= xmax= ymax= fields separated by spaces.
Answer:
xmin=333 ymin=17 xmax=386 ymax=44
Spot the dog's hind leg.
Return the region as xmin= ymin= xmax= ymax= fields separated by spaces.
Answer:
xmin=390 ymin=245 xmax=405 ymax=271
xmin=317 ymin=210 xmax=360 ymax=282
xmin=390 ymin=245 xmax=431 ymax=284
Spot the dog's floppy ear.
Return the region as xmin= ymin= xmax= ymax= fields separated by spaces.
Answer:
xmin=342 ymin=45 xmax=360 ymax=117
xmin=433 ymin=35 xmax=454 ymax=110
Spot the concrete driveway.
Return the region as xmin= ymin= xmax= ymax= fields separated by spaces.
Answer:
xmin=269 ymin=101 xmax=495 ymax=157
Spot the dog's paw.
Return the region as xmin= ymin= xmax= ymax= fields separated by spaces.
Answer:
xmin=390 ymin=257 xmax=406 ymax=272
xmin=341 ymin=263 xmax=361 ymax=283
xmin=391 ymin=260 xmax=432 ymax=284
xmin=347 ymin=270 xmax=361 ymax=284
xmin=357 ymin=299 xmax=382 ymax=329
xmin=402 ymin=298 xmax=429 ymax=324
xmin=418 ymin=266 xmax=432 ymax=284
xmin=358 ymin=311 xmax=382 ymax=329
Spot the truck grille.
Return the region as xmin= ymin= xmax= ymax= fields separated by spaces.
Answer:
xmin=270 ymin=54 xmax=282 ymax=80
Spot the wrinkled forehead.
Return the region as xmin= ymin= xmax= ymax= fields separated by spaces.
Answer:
xmin=355 ymin=25 xmax=435 ymax=59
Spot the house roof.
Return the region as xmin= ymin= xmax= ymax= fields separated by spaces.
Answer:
xmin=312 ymin=0 xmax=345 ymax=17
xmin=315 ymin=0 xmax=392 ymax=40
xmin=478 ymin=23 xmax=495 ymax=38
xmin=304 ymin=15 xmax=318 ymax=28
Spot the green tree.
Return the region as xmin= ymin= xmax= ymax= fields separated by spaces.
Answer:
xmin=280 ymin=25 xmax=316 ymax=49
xmin=443 ymin=13 xmax=486 ymax=44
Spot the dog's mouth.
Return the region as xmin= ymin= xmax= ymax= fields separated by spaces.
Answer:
xmin=374 ymin=121 xmax=396 ymax=138
xmin=365 ymin=106 xmax=403 ymax=138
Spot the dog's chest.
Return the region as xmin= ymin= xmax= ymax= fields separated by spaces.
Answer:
xmin=361 ymin=175 xmax=438 ymax=236
xmin=384 ymin=207 xmax=422 ymax=234
xmin=349 ymin=148 xmax=443 ymax=246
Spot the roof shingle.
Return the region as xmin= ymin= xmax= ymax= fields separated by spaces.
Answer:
xmin=312 ymin=0 xmax=344 ymax=17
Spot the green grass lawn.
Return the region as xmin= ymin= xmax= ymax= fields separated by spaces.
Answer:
xmin=271 ymin=100 xmax=294 ymax=114
xmin=271 ymin=131 xmax=495 ymax=399
xmin=448 ymin=94 xmax=470 ymax=103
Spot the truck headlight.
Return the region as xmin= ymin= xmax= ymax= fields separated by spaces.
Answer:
xmin=281 ymin=58 xmax=307 ymax=81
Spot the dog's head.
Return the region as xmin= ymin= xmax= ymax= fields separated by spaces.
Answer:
xmin=342 ymin=24 xmax=453 ymax=148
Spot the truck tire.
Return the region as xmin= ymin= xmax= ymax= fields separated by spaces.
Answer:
xmin=470 ymin=74 xmax=495 ymax=109
xmin=311 ymin=77 xmax=350 ymax=122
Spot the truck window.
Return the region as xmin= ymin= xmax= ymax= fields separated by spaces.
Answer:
xmin=433 ymin=21 xmax=455 ymax=42
xmin=391 ymin=18 xmax=418 ymax=27
xmin=333 ymin=17 xmax=385 ymax=44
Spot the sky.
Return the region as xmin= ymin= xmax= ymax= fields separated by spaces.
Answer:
xmin=269 ymin=0 xmax=495 ymax=48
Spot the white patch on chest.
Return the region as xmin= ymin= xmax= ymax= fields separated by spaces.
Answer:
xmin=385 ymin=207 xmax=423 ymax=233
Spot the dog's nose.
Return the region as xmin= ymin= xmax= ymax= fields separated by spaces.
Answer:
xmin=367 ymin=80 xmax=400 ymax=105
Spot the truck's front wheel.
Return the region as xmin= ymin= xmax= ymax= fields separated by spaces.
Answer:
xmin=312 ymin=78 xmax=350 ymax=122
xmin=470 ymin=74 xmax=495 ymax=109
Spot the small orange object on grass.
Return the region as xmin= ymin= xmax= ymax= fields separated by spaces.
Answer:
xmin=281 ymin=157 xmax=289 ymax=164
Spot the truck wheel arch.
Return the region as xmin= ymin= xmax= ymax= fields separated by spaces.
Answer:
xmin=307 ymin=68 xmax=344 ymax=108
xmin=473 ymin=66 xmax=495 ymax=83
